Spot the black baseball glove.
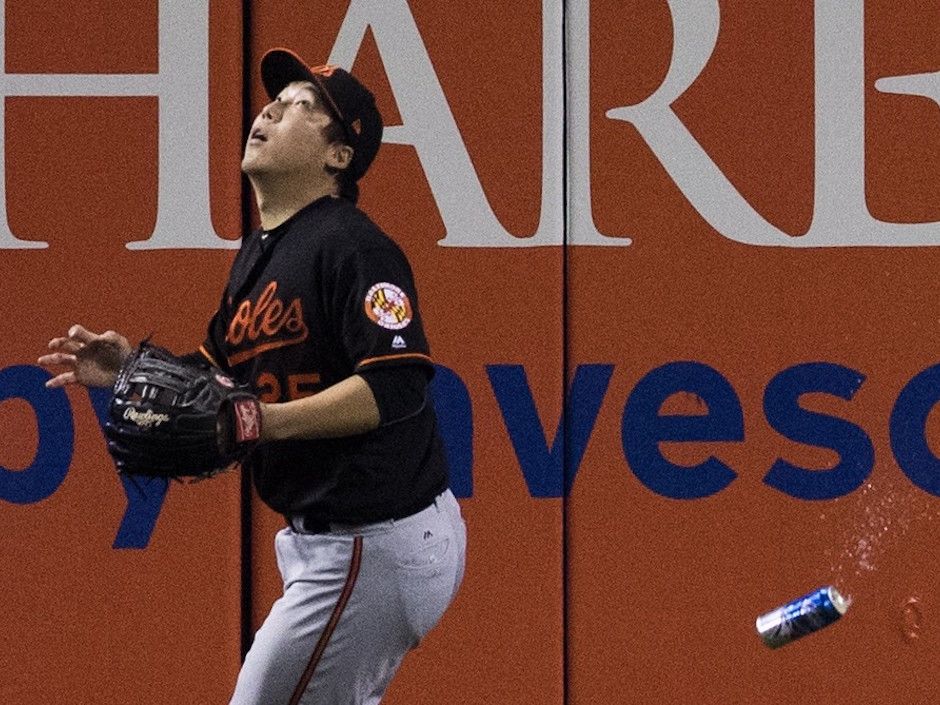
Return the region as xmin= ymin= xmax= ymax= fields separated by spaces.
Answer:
xmin=105 ymin=342 xmax=262 ymax=479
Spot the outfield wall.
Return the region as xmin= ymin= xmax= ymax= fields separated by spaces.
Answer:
xmin=1 ymin=2 xmax=938 ymax=703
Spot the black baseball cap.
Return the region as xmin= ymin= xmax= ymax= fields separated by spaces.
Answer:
xmin=260 ymin=48 xmax=383 ymax=182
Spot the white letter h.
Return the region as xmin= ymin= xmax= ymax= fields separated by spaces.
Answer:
xmin=0 ymin=0 xmax=233 ymax=249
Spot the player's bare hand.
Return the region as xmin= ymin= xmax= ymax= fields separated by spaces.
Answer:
xmin=38 ymin=324 xmax=132 ymax=389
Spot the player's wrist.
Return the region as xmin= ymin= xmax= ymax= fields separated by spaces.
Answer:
xmin=258 ymin=402 xmax=280 ymax=443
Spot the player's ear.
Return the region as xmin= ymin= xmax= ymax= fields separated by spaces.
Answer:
xmin=326 ymin=143 xmax=353 ymax=172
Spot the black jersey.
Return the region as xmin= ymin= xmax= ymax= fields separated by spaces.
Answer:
xmin=198 ymin=196 xmax=448 ymax=523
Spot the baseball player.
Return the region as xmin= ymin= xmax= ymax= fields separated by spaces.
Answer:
xmin=39 ymin=48 xmax=466 ymax=705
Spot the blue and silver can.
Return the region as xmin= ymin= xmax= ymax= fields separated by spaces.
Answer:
xmin=756 ymin=586 xmax=849 ymax=649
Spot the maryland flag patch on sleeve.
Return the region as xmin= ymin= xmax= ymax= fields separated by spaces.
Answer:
xmin=364 ymin=282 xmax=413 ymax=330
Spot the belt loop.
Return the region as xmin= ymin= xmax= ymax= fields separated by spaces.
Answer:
xmin=286 ymin=513 xmax=332 ymax=534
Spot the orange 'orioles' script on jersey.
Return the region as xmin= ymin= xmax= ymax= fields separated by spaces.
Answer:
xmin=225 ymin=281 xmax=309 ymax=365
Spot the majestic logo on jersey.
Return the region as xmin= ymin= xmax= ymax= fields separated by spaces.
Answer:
xmin=364 ymin=283 xmax=413 ymax=330
xmin=226 ymin=281 xmax=309 ymax=365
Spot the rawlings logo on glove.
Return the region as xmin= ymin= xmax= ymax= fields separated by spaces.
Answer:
xmin=123 ymin=408 xmax=172 ymax=428
xmin=105 ymin=342 xmax=262 ymax=479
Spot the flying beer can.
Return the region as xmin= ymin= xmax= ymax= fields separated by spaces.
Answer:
xmin=756 ymin=586 xmax=849 ymax=649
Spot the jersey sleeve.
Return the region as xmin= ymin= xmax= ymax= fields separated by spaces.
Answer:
xmin=181 ymin=291 xmax=231 ymax=372
xmin=198 ymin=309 xmax=230 ymax=371
xmin=334 ymin=242 xmax=434 ymax=373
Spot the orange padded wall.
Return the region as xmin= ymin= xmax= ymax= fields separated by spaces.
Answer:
xmin=2 ymin=2 xmax=939 ymax=704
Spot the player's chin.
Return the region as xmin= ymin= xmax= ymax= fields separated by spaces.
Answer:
xmin=240 ymin=152 xmax=266 ymax=175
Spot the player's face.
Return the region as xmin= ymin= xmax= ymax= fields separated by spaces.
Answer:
xmin=241 ymin=81 xmax=347 ymax=179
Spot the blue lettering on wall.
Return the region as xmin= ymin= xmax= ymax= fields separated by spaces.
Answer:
xmin=763 ymin=363 xmax=873 ymax=500
xmin=88 ymin=387 xmax=169 ymax=549
xmin=431 ymin=364 xmax=474 ymax=498
xmin=9 ymin=355 xmax=940 ymax=547
xmin=622 ymin=361 xmax=742 ymax=500
xmin=486 ymin=364 xmax=613 ymax=497
xmin=890 ymin=364 xmax=940 ymax=496
xmin=0 ymin=366 xmax=73 ymax=504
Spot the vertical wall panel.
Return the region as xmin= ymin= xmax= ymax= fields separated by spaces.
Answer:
xmin=245 ymin=2 xmax=565 ymax=704
xmin=566 ymin=1 xmax=940 ymax=703
xmin=0 ymin=2 xmax=245 ymax=703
